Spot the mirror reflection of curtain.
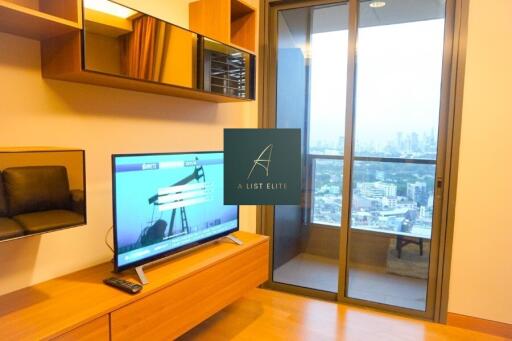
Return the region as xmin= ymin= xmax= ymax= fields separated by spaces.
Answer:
xmin=158 ymin=26 xmax=196 ymax=87
xmin=121 ymin=15 xmax=168 ymax=81
xmin=152 ymin=23 xmax=169 ymax=82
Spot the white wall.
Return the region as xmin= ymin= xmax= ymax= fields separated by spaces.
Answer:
xmin=2 ymin=0 xmax=511 ymax=327
xmin=448 ymin=0 xmax=512 ymax=324
xmin=0 ymin=0 xmax=258 ymax=296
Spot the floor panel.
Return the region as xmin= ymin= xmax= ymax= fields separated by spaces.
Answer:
xmin=179 ymin=288 xmax=500 ymax=340
xmin=273 ymin=253 xmax=427 ymax=310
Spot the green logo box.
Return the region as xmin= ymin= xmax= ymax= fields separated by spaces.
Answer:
xmin=224 ymin=129 xmax=301 ymax=205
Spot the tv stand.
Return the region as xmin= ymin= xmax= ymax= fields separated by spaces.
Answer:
xmin=135 ymin=265 xmax=149 ymax=285
xmin=223 ymin=234 xmax=243 ymax=245
xmin=0 ymin=231 xmax=268 ymax=340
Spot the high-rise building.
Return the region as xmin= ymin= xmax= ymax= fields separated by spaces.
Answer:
xmin=407 ymin=181 xmax=427 ymax=202
xmin=358 ymin=181 xmax=397 ymax=198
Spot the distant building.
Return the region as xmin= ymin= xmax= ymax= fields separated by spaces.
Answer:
xmin=352 ymin=194 xmax=373 ymax=210
xmin=337 ymin=136 xmax=344 ymax=150
xmin=407 ymin=181 xmax=427 ymax=202
xmin=353 ymin=211 xmax=372 ymax=224
xmin=358 ymin=181 xmax=397 ymax=198
xmin=378 ymin=207 xmax=409 ymax=218
xmin=427 ymin=194 xmax=434 ymax=209
xmin=419 ymin=206 xmax=426 ymax=218
xmin=381 ymin=196 xmax=397 ymax=208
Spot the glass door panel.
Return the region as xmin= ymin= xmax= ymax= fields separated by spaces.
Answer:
xmin=272 ymin=2 xmax=348 ymax=293
xmin=268 ymin=0 xmax=453 ymax=317
xmin=312 ymin=158 xmax=344 ymax=226
xmin=345 ymin=0 xmax=446 ymax=311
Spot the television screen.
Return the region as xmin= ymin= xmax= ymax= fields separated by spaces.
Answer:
xmin=112 ymin=151 xmax=238 ymax=271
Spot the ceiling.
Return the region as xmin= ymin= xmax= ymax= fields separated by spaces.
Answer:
xmin=281 ymin=0 xmax=446 ymax=38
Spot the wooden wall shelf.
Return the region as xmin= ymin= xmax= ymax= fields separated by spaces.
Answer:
xmin=0 ymin=0 xmax=81 ymax=40
xmin=1 ymin=0 xmax=255 ymax=102
xmin=41 ymin=31 xmax=252 ymax=103
xmin=230 ymin=0 xmax=256 ymax=52
xmin=0 ymin=232 xmax=269 ymax=340
xmin=190 ymin=0 xmax=256 ymax=53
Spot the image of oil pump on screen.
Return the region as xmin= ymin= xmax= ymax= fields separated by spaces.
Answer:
xmin=139 ymin=160 xmax=205 ymax=246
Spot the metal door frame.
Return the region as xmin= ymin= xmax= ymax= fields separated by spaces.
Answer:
xmin=259 ymin=0 xmax=347 ymax=302
xmin=257 ymin=0 xmax=469 ymax=322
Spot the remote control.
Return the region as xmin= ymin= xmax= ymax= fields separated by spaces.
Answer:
xmin=103 ymin=277 xmax=143 ymax=294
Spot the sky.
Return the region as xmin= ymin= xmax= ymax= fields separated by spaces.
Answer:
xmin=307 ymin=18 xmax=445 ymax=152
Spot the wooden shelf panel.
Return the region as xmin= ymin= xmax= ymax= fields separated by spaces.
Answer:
xmin=63 ymin=70 xmax=252 ymax=103
xmin=231 ymin=0 xmax=255 ymax=20
xmin=230 ymin=0 xmax=256 ymax=52
xmin=41 ymin=31 xmax=251 ymax=103
xmin=189 ymin=0 xmax=230 ymax=45
xmin=231 ymin=14 xmax=255 ymax=52
xmin=0 ymin=146 xmax=82 ymax=152
xmin=0 ymin=0 xmax=80 ymax=40
xmin=190 ymin=0 xmax=256 ymax=53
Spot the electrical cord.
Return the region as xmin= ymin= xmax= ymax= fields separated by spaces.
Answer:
xmin=105 ymin=226 xmax=114 ymax=253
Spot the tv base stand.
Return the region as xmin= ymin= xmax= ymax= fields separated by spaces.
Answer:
xmin=135 ymin=266 xmax=149 ymax=285
xmin=133 ymin=233 xmax=244 ymax=285
xmin=224 ymin=234 xmax=243 ymax=245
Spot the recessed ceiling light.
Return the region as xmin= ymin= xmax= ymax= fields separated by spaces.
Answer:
xmin=84 ymin=0 xmax=138 ymax=19
xmin=369 ymin=1 xmax=386 ymax=8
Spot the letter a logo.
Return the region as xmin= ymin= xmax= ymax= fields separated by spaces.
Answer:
xmin=247 ymin=144 xmax=273 ymax=179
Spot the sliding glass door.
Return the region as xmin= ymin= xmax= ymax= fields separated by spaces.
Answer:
xmin=271 ymin=2 xmax=348 ymax=295
xmin=345 ymin=0 xmax=446 ymax=313
xmin=264 ymin=0 xmax=455 ymax=319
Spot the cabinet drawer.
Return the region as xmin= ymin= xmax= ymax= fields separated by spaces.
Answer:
xmin=51 ymin=315 xmax=109 ymax=341
xmin=111 ymin=241 xmax=268 ymax=340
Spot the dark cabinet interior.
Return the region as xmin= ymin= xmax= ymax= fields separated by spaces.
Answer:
xmin=202 ymin=38 xmax=254 ymax=99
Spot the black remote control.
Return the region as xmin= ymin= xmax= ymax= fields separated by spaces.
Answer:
xmin=103 ymin=277 xmax=142 ymax=294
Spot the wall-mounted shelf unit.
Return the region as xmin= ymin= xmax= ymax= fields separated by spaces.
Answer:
xmin=190 ymin=0 xmax=256 ymax=53
xmin=0 ymin=0 xmax=255 ymax=102
xmin=0 ymin=0 xmax=81 ymax=40
xmin=40 ymin=0 xmax=255 ymax=103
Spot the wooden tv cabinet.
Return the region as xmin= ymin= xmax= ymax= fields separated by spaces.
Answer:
xmin=0 ymin=231 xmax=269 ymax=340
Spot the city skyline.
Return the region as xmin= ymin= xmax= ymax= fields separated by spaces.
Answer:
xmin=312 ymin=156 xmax=435 ymax=238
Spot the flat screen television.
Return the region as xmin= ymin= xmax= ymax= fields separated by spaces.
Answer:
xmin=112 ymin=151 xmax=238 ymax=272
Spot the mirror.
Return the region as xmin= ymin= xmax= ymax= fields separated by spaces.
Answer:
xmin=83 ymin=3 xmax=198 ymax=89
xmin=0 ymin=149 xmax=86 ymax=242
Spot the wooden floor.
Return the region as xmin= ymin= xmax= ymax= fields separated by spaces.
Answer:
xmin=274 ymin=253 xmax=427 ymax=310
xmin=179 ymin=288 xmax=503 ymax=340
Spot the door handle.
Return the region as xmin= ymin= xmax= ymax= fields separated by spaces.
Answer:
xmin=436 ymin=177 xmax=443 ymax=194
